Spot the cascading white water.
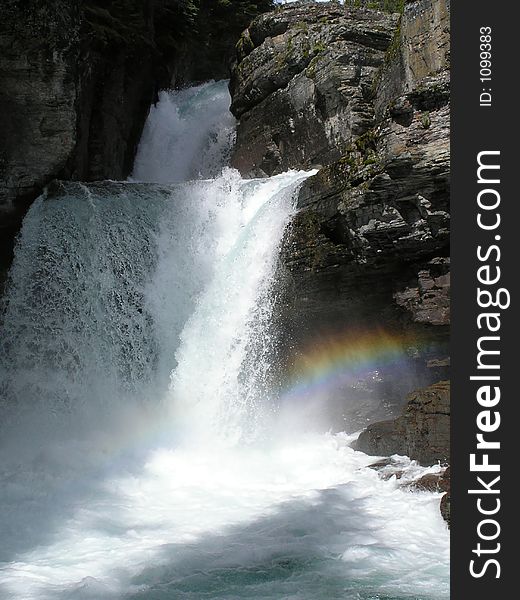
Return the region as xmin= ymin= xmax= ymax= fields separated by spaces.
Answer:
xmin=131 ymin=80 xmax=236 ymax=183
xmin=0 ymin=81 xmax=449 ymax=600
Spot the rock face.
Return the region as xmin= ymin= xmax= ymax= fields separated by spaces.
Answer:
xmin=394 ymin=261 xmax=450 ymax=326
xmin=279 ymin=0 xmax=449 ymax=339
xmin=230 ymin=2 xmax=399 ymax=176
xmin=355 ymin=380 xmax=450 ymax=466
xmin=229 ymin=0 xmax=450 ymax=344
xmin=252 ymin=0 xmax=450 ymax=366
xmin=0 ymin=1 xmax=81 ymax=279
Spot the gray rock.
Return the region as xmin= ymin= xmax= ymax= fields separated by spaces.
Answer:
xmin=0 ymin=0 xmax=160 ymax=274
xmin=355 ymin=380 xmax=450 ymax=466
xmin=0 ymin=1 xmax=81 ymax=247
xmin=394 ymin=259 xmax=450 ymax=326
xmin=374 ymin=0 xmax=450 ymax=118
xmin=271 ymin=0 xmax=450 ymax=358
xmin=230 ymin=2 xmax=399 ymax=175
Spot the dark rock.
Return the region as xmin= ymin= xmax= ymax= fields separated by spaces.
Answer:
xmin=439 ymin=466 xmax=451 ymax=527
xmin=394 ymin=259 xmax=450 ymax=326
xmin=174 ymin=0 xmax=276 ymax=85
xmin=280 ymin=85 xmax=450 ymax=329
xmin=355 ymin=380 xmax=450 ymax=466
xmin=406 ymin=466 xmax=451 ymax=526
xmin=0 ymin=0 xmax=161 ymax=273
xmin=409 ymin=472 xmax=444 ymax=492
xmin=357 ymin=419 xmax=403 ymax=458
xmin=230 ymin=2 xmax=399 ymax=176
xmin=367 ymin=458 xmax=405 ymax=481
xmin=368 ymin=458 xmax=395 ymax=470
xmin=427 ymin=357 xmax=450 ymax=369
xmin=0 ymin=1 xmax=82 ymax=273
xmin=440 ymin=493 xmax=450 ymax=527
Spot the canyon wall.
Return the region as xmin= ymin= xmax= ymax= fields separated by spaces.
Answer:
xmin=229 ymin=0 xmax=451 ymax=491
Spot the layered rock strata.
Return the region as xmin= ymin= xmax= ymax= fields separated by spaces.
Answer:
xmin=230 ymin=2 xmax=399 ymax=175
xmin=230 ymin=0 xmax=450 ymax=343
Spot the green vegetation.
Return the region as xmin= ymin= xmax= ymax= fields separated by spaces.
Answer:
xmin=236 ymin=30 xmax=255 ymax=59
xmin=421 ymin=111 xmax=431 ymax=129
xmin=312 ymin=41 xmax=326 ymax=54
xmin=337 ymin=127 xmax=384 ymax=186
xmin=295 ymin=20 xmax=309 ymax=33
xmin=305 ymin=54 xmax=321 ymax=79
xmin=294 ymin=210 xmax=331 ymax=271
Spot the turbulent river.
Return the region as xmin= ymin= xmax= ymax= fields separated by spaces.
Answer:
xmin=0 ymin=81 xmax=449 ymax=600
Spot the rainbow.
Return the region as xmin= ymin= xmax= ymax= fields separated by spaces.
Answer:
xmin=280 ymin=329 xmax=423 ymax=402
xmin=82 ymin=330 xmax=425 ymax=467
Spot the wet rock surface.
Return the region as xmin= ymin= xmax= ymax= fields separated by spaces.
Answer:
xmin=439 ymin=466 xmax=450 ymax=527
xmin=0 ymin=1 xmax=165 ymax=277
xmin=355 ymin=380 xmax=450 ymax=466
xmin=0 ymin=1 xmax=81 ymax=278
xmin=408 ymin=471 xmax=447 ymax=492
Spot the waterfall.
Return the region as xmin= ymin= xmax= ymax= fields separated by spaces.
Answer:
xmin=0 ymin=81 xmax=449 ymax=600
xmin=131 ymin=81 xmax=236 ymax=183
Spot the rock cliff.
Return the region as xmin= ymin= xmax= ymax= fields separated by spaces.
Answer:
xmin=230 ymin=2 xmax=399 ymax=175
xmin=230 ymin=0 xmax=451 ymax=494
xmin=230 ymin=0 xmax=449 ymax=344
xmin=1 ymin=1 xmax=80 ymax=282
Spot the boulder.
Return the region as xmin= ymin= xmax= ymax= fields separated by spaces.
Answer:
xmin=439 ymin=466 xmax=451 ymax=527
xmin=355 ymin=380 xmax=450 ymax=466
xmin=408 ymin=471 xmax=446 ymax=492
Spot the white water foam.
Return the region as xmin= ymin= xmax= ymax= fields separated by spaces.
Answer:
xmin=131 ymin=80 xmax=236 ymax=183
xmin=0 ymin=432 xmax=448 ymax=600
